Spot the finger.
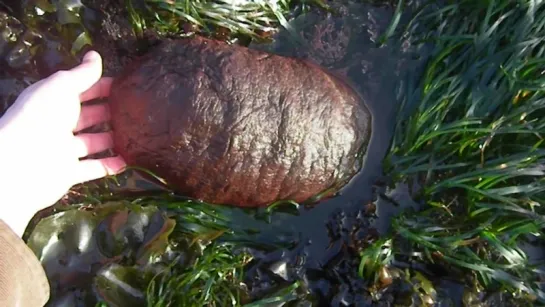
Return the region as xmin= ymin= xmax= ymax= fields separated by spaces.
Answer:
xmin=48 ymin=51 xmax=104 ymax=95
xmin=76 ymin=156 xmax=127 ymax=183
xmin=80 ymin=77 xmax=113 ymax=102
xmin=75 ymin=103 xmax=111 ymax=132
xmin=73 ymin=132 xmax=114 ymax=158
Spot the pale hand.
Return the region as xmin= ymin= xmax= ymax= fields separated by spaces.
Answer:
xmin=0 ymin=51 xmax=126 ymax=237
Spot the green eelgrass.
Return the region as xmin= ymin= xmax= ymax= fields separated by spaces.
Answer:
xmin=125 ymin=0 xmax=329 ymax=40
xmin=133 ymin=195 xmax=300 ymax=249
xmin=360 ymin=0 xmax=545 ymax=302
xmin=145 ymin=242 xmax=252 ymax=306
xmin=71 ymin=195 xmax=302 ymax=307
xmin=138 ymin=196 xmax=302 ymax=306
xmin=145 ymin=242 xmax=303 ymax=306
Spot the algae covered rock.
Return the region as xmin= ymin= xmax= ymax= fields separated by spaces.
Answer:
xmin=109 ymin=36 xmax=372 ymax=207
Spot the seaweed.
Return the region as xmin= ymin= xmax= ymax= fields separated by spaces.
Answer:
xmin=360 ymin=0 xmax=545 ymax=303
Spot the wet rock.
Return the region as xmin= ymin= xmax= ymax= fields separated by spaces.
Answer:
xmin=109 ymin=35 xmax=372 ymax=207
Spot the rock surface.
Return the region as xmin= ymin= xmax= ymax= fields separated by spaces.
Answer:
xmin=109 ymin=36 xmax=372 ymax=207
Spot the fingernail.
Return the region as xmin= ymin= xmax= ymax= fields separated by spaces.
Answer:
xmin=83 ymin=51 xmax=100 ymax=63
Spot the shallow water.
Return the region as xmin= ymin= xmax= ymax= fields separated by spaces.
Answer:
xmin=235 ymin=4 xmax=445 ymax=305
xmin=243 ymin=0 xmax=426 ymax=264
xmin=251 ymin=3 xmax=401 ymax=253
xmin=0 ymin=1 xmax=465 ymax=306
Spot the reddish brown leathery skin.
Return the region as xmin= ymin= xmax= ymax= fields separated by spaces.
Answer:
xmin=109 ymin=36 xmax=372 ymax=207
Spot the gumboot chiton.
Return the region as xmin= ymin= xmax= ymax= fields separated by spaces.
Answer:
xmin=109 ymin=36 xmax=372 ymax=207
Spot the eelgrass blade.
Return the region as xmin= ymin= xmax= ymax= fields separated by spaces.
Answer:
xmin=363 ymin=0 xmax=545 ymax=302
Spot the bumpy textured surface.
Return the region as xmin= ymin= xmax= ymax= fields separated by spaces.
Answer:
xmin=109 ymin=36 xmax=372 ymax=207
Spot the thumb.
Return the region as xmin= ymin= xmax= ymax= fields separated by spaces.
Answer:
xmin=50 ymin=51 xmax=104 ymax=95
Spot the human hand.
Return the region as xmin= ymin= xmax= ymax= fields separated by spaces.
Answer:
xmin=0 ymin=50 xmax=126 ymax=236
